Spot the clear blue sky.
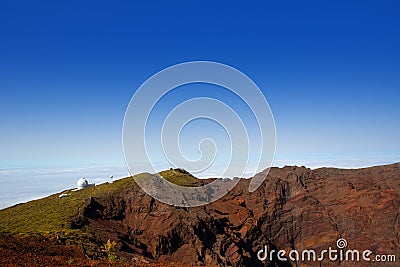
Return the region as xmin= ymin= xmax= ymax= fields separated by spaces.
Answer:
xmin=0 ymin=0 xmax=399 ymax=169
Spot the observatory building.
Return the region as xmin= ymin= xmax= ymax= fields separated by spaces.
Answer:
xmin=77 ymin=178 xmax=95 ymax=190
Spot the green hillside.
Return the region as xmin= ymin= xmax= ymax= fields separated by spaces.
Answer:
xmin=0 ymin=169 xmax=200 ymax=238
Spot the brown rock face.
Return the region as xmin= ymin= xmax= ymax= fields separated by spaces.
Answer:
xmin=74 ymin=164 xmax=400 ymax=266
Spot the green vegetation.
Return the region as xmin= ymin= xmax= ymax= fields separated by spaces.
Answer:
xmin=159 ymin=168 xmax=203 ymax=187
xmin=0 ymin=169 xmax=203 ymax=261
xmin=0 ymin=169 xmax=200 ymax=238
xmin=102 ymin=239 xmax=117 ymax=262
xmin=0 ymin=175 xmax=137 ymax=237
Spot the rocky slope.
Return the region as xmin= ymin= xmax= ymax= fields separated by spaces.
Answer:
xmin=0 ymin=164 xmax=399 ymax=266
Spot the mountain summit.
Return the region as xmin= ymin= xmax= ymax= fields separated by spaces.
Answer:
xmin=0 ymin=164 xmax=399 ymax=266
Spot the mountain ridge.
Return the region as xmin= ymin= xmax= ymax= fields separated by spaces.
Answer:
xmin=0 ymin=163 xmax=399 ymax=266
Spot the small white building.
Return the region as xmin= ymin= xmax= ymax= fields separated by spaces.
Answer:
xmin=77 ymin=178 xmax=95 ymax=190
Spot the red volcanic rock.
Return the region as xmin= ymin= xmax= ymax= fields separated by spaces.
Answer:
xmin=1 ymin=164 xmax=399 ymax=266
xmin=66 ymin=163 xmax=400 ymax=266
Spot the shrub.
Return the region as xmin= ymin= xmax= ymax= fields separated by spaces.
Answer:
xmin=101 ymin=239 xmax=117 ymax=262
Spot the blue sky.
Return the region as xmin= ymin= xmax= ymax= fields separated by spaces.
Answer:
xmin=1 ymin=0 xmax=399 ymax=170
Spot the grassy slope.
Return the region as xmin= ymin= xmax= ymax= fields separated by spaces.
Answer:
xmin=0 ymin=169 xmax=200 ymax=237
xmin=159 ymin=168 xmax=203 ymax=187
xmin=0 ymin=175 xmax=136 ymax=237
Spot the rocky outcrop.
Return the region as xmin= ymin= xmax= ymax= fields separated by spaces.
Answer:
xmin=72 ymin=164 xmax=400 ymax=266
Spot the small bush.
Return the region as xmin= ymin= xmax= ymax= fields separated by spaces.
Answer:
xmin=101 ymin=239 xmax=117 ymax=262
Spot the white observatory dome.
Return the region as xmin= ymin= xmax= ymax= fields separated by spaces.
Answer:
xmin=77 ymin=178 xmax=89 ymax=189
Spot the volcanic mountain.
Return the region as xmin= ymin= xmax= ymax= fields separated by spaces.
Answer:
xmin=0 ymin=164 xmax=399 ymax=266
